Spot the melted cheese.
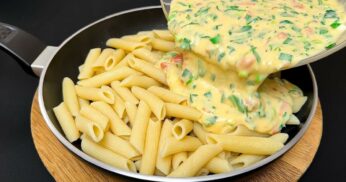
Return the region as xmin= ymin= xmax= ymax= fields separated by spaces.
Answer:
xmin=162 ymin=0 xmax=345 ymax=134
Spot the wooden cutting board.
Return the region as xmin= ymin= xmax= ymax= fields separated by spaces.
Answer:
xmin=30 ymin=92 xmax=322 ymax=181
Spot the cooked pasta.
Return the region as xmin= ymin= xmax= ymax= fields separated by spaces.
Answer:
xmin=53 ymin=28 xmax=309 ymax=178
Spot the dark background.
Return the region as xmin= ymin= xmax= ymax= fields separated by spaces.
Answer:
xmin=0 ymin=0 xmax=345 ymax=181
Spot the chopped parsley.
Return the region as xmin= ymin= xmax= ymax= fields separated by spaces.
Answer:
xmin=189 ymin=93 xmax=198 ymax=103
xmin=330 ymin=21 xmax=341 ymax=29
xmin=228 ymin=95 xmax=247 ymax=114
xmin=324 ymin=10 xmax=337 ymax=19
xmin=280 ymin=20 xmax=293 ymax=24
xmin=204 ymin=91 xmax=212 ymax=98
xmin=206 ymin=116 xmax=218 ymax=126
xmin=195 ymin=7 xmax=210 ymax=17
xmin=250 ymin=46 xmax=261 ymax=63
xmin=179 ymin=38 xmax=191 ymax=50
xmin=225 ymin=6 xmax=245 ymax=12
xmin=240 ymin=25 xmax=252 ymax=32
xmin=210 ymin=34 xmax=221 ymax=44
xmin=279 ymin=53 xmax=293 ymax=62
xmin=325 ymin=43 xmax=336 ymax=49
xmin=217 ymin=52 xmax=225 ymax=62
xmin=283 ymin=37 xmax=292 ymax=44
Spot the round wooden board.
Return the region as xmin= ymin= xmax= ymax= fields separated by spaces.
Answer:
xmin=31 ymin=92 xmax=323 ymax=181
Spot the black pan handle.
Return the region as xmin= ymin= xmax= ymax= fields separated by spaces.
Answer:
xmin=0 ymin=22 xmax=47 ymax=76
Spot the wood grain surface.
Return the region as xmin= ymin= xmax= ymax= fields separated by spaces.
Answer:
xmin=30 ymin=92 xmax=322 ymax=182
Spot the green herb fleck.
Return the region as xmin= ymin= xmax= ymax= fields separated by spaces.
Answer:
xmin=214 ymin=24 xmax=222 ymax=30
xmin=280 ymin=20 xmax=293 ymax=24
xmin=210 ymin=34 xmax=221 ymax=44
xmin=250 ymin=46 xmax=261 ymax=63
xmin=279 ymin=53 xmax=293 ymax=62
xmin=330 ymin=21 xmax=341 ymax=29
xmin=227 ymin=46 xmax=235 ymax=54
xmin=225 ymin=6 xmax=245 ymax=12
xmin=324 ymin=10 xmax=337 ymax=19
xmin=179 ymin=38 xmax=191 ymax=50
xmin=319 ymin=28 xmax=328 ymax=34
xmin=228 ymin=95 xmax=247 ymax=114
xmin=195 ymin=7 xmax=210 ymax=17
xmin=240 ymin=25 xmax=252 ymax=32
xmin=229 ymin=83 xmax=235 ymax=89
xmin=217 ymin=52 xmax=225 ymax=62
xmin=206 ymin=116 xmax=217 ymax=126
xmin=325 ymin=43 xmax=336 ymax=49
xmin=204 ymin=91 xmax=212 ymax=98
xmin=245 ymin=14 xmax=252 ymax=24
xmin=189 ymin=93 xmax=198 ymax=103
xmin=291 ymin=26 xmax=301 ymax=32
xmin=283 ymin=37 xmax=292 ymax=44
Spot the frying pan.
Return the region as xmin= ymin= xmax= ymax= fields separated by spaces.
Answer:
xmin=0 ymin=6 xmax=318 ymax=181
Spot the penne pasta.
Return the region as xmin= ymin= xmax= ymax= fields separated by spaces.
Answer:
xmin=206 ymin=134 xmax=284 ymax=155
xmin=80 ymin=105 xmax=109 ymax=131
xmin=140 ymin=118 xmax=162 ymax=175
xmin=78 ymin=66 xmax=138 ymax=87
xmin=148 ymin=86 xmax=186 ymax=104
xmin=153 ymin=30 xmax=175 ymax=41
xmin=165 ymin=103 xmax=202 ymax=121
xmin=75 ymin=85 xmax=114 ymax=104
xmin=104 ymin=49 xmax=126 ymax=71
xmin=227 ymin=125 xmax=269 ymax=137
xmin=128 ymin=57 xmax=167 ymax=85
xmin=111 ymin=90 xmax=126 ymax=118
xmin=106 ymin=38 xmax=146 ymax=52
xmin=120 ymin=75 xmax=161 ymax=89
xmin=81 ymin=136 xmax=136 ymax=172
xmin=196 ymin=168 xmax=209 ymax=176
xmin=156 ymin=119 xmax=174 ymax=175
xmin=111 ymin=81 xmax=139 ymax=105
xmin=168 ymin=144 xmax=223 ymax=177
xmin=205 ymin=157 xmax=232 ymax=174
xmin=92 ymin=48 xmax=115 ymax=69
xmin=90 ymin=101 xmax=131 ymax=136
xmin=230 ymin=154 xmax=265 ymax=169
xmin=78 ymin=98 xmax=89 ymax=108
xmin=193 ymin=122 xmax=208 ymax=144
xmin=172 ymin=152 xmax=187 ymax=170
xmin=62 ymin=77 xmax=80 ymax=117
xmin=53 ymin=102 xmax=80 ymax=142
xmin=286 ymin=114 xmax=300 ymax=125
xmin=99 ymin=132 xmax=140 ymax=160
xmin=270 ymin=133 xmax=289 ymax=144
xmin=151 ymin=38 xmax=175 ymax=52
xmin=129 ymin=100 xmax=151 ymax=154
xmin=122 ymin=34 xmax=151 ymax=44
xmin=172 ymin=119 xmax=193 ymax=140
xmin=78 ymin=48 xmax=101 ymax=80
xmin=131 ymin=86 xmax=166 ymax=120
xmin=132 ymin=47 xmax=158 ymax=63
xmin=160 ymin=136 xmax=202 ymax=157
xmin=124 ymin=101 xmax=137 ymax=127
xmin=75 ymin=115 xmax=104 ymax=142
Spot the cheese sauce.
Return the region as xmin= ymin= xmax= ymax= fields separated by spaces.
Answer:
xmin=158 ymin=52 xmax=306 ymax=134
xmin=162 ymin=0 xmax=345 ymax=134
xmin=168 ymin=0 xmax=346 ymax=75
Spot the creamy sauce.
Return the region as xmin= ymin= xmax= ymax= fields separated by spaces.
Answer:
xmin=158 ymin=52 xmax=305 ymax=134
xmin=162 ymin=0 xmax=345 ymax=134
xmin=168 ymin=0 xmax=346 ymax=75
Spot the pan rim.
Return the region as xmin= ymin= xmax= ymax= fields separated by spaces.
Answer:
xmin=37 ymin=6 xmax=318 ymax=182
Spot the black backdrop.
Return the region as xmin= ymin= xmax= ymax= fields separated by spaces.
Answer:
xmin=0 ymin=0 xmax=345 ymax=181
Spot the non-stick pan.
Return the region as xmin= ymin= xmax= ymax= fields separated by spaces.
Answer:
xmin=0 ymin=6 xmax=318 ymax=181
